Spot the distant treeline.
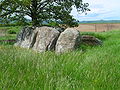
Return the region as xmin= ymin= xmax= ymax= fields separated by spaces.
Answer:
xmin=0 ymin=17 xmax=31 ymax=26
xmin=0 ymin=17 xmax=61 ymax=27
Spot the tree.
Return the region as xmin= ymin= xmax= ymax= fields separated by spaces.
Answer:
xmin=0 ymin=0 xmax=90 ymax=26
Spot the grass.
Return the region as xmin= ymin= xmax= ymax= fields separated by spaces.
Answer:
xmin=0 ymin=26 xmax=22 ymax=34
xmin=0 ymin=26 xmax=22 ymax=45
xmin=0 ymin=26 xmax=22 ymax=40
xmin=0 ymin=28 xmax=120 ymax=89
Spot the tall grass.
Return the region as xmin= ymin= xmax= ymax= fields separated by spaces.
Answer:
xmin=0 ymin=30 xmax=120 ymax=89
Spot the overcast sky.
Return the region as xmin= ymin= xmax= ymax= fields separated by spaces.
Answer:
xmin=71 ymin=0 xmax=120 ymax=21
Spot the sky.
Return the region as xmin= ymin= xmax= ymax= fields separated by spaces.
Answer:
xmin=71 ymin=0 xmax=120 ymax=21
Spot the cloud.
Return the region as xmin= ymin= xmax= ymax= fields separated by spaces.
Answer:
xmin=71 ymin=0 xmax=120 ymax=21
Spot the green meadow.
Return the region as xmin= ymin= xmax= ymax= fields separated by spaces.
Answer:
xmin=0 ymin=26 xmax=120 ymax=89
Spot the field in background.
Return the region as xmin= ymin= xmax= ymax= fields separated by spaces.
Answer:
xmin=1 ymin=23 xmax=120 ymax=34
xmin=75 ymin=23 xmax=120 ymax=32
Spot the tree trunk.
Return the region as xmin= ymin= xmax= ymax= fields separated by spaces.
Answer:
xmin=31 ymin=14 xmax=39 ymax=26
xmin=31 ymin=0 xmax=39 ymax=26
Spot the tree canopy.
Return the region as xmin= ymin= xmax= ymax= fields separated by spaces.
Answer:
xmin=0 ymin=0 xmax=90 ymax=27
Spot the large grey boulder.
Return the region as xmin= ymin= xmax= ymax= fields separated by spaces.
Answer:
xmin=15 ymin=26 xmax=81 ymax=53
xmin=15 ymin=26 xmax=60 ymax=52
xmin=55 ymin=28 xmax=81 ymax=53
xmin=32 ymin=26 xmax=60 ymax=52
xmin=14 ymin=26 xmax=37 ymax=48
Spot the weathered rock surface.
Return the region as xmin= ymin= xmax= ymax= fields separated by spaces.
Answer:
xmin=15 ymin=26 xmax=82 ymax=53
xmin=14 ymin=26 xmax=36 ymax=48
xmin=81 ymin=35 xmax=102 ymax=46
xmin=15 ymin=26 xmax=60 ymax=52
xmin=55 ymin=28 xmax=81 ymax=53
xmin=32 ymin=26 xmax=60 ymax=52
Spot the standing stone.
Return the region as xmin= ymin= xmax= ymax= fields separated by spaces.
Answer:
xmin=56 ymin=28 xmax=81 ymax=53
xmin=14 ymin=26 xmax=37 ymax=48
xmin=32 ymin=26 xmax=60 ymax=52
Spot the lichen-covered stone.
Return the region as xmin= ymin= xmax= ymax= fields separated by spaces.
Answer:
xmin=56 ymin=28 xmax=81 ymax=53
xmin=14 ymin=26 xmax=36 ymax=48
xmin=32 ymin=26 xmax=60 ymax=52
